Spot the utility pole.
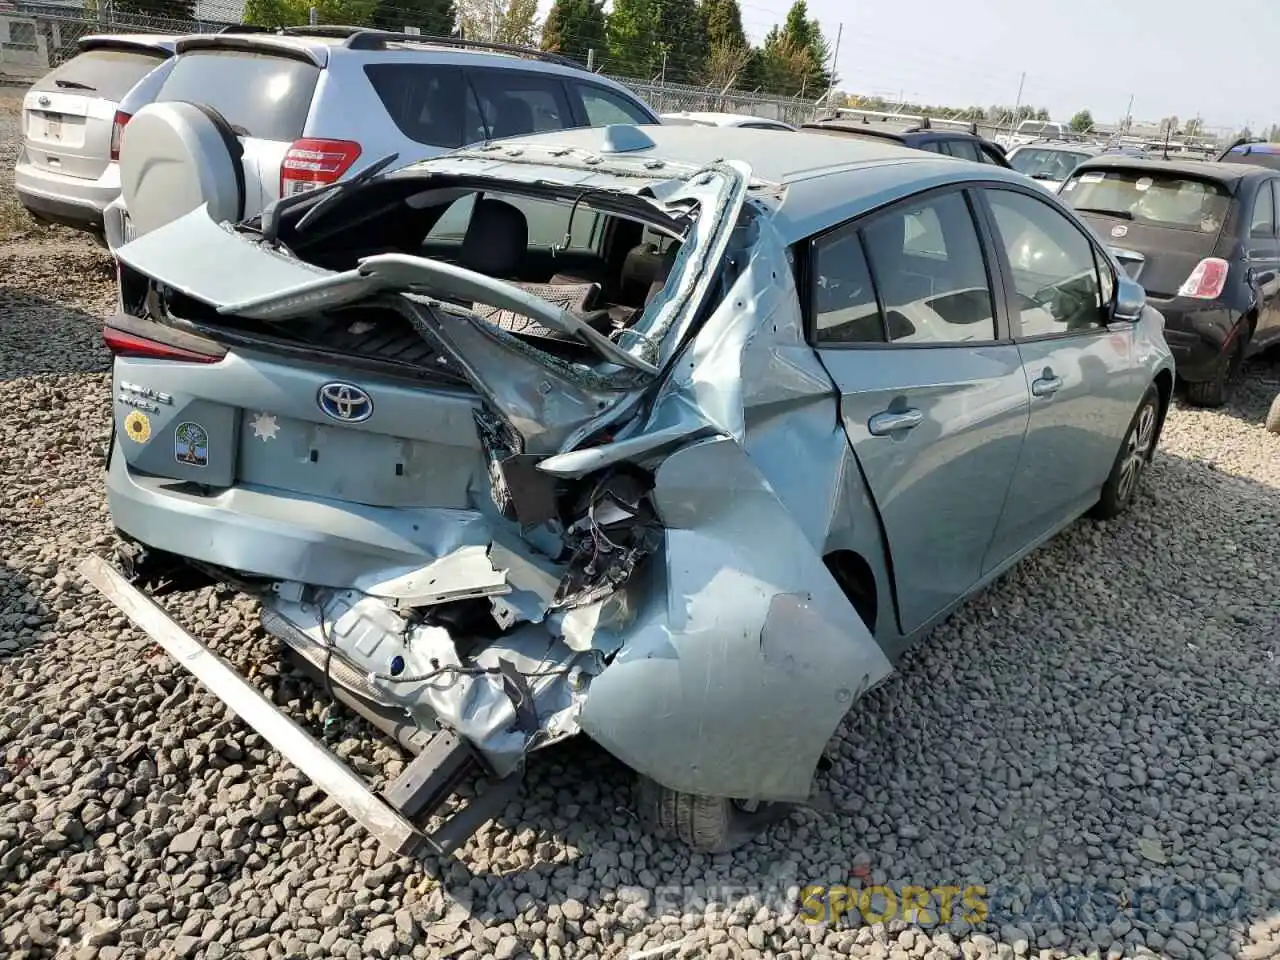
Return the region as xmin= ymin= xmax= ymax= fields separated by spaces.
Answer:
xmin=1009 ymin=71 xmax=1025 ymax=135
xmin=821 ymin=22 xmax=843 ymax=113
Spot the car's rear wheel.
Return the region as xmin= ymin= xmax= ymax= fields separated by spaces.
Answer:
xmin=635 ymin=776 xmax=791 ymax=853
xmin=1267 ymin=393 xmax=1280 ymax=435
xmin=1092 ymin=385 xmax=1160 ymax=520
xmin=1184 ymin=332 xmax=1246 ymax=408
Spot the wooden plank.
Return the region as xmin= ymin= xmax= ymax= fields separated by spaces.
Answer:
xmin=78 ymin=554 xmax=423 ymax=858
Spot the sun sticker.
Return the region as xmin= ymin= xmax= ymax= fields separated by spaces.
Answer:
xmin=123 ymin=411 xmax=151 ymax=444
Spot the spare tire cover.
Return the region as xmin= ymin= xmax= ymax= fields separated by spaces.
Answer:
xmin=119 ymin=100 xmax=245 ymax=238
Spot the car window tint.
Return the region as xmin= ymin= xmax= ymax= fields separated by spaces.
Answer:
xmin=981 ymin=145 xmax=1008 ymax=166
xmin=469 ymin=71 xmax=572 ymax=138
xmin=1249 ymin=181 xmax=1276 ymax=238
xmin=576 ymin=84 xmax=653 ymax=126
xmin=861 ymin=191 xmax=997 ymax=344
xmin=812 ymin=225 xmax=884 ymax=343
xmin=987 ymin=189 xmax=1105 ymax=337
xmin=158 ymin=51 xmax=319 ymax=141
xmin=33 ymin=48 xmax=168 ymax=101
xmin=363 ymin=63 xmax=478 ymax=148
xmin=947 ymin=139 xmax=982 ymax=162
xmin=426 ymin=193 xmax=602 ymax=252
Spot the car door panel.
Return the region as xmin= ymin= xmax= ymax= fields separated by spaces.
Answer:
xmin=810 ymin=187 xmax=1030 ymax=636
xmin=823 ymin=349 xmax=1030 ymax=634
xmin=1247 ymin=179 xmax=1280 ymax=346
xmin=979 ymin=187 xmax=1138 ymax=570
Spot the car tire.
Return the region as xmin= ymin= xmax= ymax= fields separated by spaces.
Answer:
xmin=1184 ymin=332 xmax=1246 ymax=408
xmin=1091 ymin=384 xmax=1160 ymax=521
xmin=1267 ymin=393 xmax=1280 ymax=435
xmin=635 ymin=776 xmax=790 ymax=853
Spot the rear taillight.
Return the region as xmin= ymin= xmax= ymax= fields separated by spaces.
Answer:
xmin=1177 ymin=258 xmax=1230 ymax=299
xmin=279 ymin=138 xmax=362 ymax=197
xmin=103 ymin=326 xmax=222 ymax=363
xmin=109 ymin=110 xmax=131 ymax=162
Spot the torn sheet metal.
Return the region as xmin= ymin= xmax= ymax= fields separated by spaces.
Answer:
xmin=360 ymin=544 xmax=509 ymax=608
xmin=580 ymin=436 xmax=894 ymax=801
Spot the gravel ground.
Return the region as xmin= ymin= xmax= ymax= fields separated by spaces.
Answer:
xmin=3 ymin=96 xmax=1280 ymax=959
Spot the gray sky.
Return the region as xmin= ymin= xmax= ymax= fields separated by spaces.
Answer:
xmin=537 ymin=0 xmax=1267 ymax=133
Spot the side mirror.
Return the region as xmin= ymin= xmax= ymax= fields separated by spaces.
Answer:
xmin=1113 ymin=274 xmax=1146 ymax=321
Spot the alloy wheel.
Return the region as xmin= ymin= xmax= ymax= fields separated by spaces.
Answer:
xmin=1117 ymin=403 xmax=1157 ymax=503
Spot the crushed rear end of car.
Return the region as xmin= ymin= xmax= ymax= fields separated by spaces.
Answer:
xmin=85 ymin=136 xmax=894 ymax=856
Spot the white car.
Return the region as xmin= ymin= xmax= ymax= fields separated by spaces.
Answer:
xmin=660 ymin=111 xmax=795 ymax=132
xmin=1006 ymin=141 xmax=1101 ymax=193
xmin=106 ymin=27 xmax=660 ymax=249
xmin=14 ymin=33 xmax=178 ymax=244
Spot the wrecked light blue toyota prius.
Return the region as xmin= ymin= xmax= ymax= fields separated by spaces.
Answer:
xmin=82 ymin=121 xmax=1174 ymax=858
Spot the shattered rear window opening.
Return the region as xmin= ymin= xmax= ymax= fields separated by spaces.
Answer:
xmin=237 ymin=160 xmax=749 ymax=381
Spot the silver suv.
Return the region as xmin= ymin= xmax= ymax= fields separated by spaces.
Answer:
xmin=108 ymin=27 xmax=660 ymax=246
xmin=15 ymin=33 xmax=177 ymax=242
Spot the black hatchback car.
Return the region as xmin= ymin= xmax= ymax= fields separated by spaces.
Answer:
xmin=1059 ymin=156 xmax=1280 ymax=406
xmin=802 ymin=116 xmax=1012 ymax=167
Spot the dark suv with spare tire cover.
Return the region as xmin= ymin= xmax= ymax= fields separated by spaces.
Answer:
xmin=1060 ymin=156 xmax=1280 ymax=407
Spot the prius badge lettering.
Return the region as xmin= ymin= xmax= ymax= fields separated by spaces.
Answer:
xmin=317 ymin=382 xmax=373 ymax=423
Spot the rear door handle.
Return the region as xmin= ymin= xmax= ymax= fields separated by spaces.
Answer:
xmin=868 ymin=409 xmax=924 ymax=436
xmin=1031 ymin=375 xmax=1063 ymax=397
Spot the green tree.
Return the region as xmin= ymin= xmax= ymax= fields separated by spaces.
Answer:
xmin=1033 ymin=107 xmax=1050 ymax=121
xmin=654 ymin=0 xmax=706 ymax=83
xmin=458 ymin=0 xmax=538 ymax=43
xmin=244 ymin=0 xmax=376 ymax=27
xmin=701 ymin=0 xmax=758 ymax=88
xmin=113 ymin=0 xmax=195 ymax=18
xmin=757 ymin=1 xmax=831 ymax=97
xmin=541 ymin=0 xmax=606 ymax=62
xmin=495 ymin=0 xmax=538 ymax=45
xmin=1070 ymin=109 xmax=1094 ymax=133
xmin=606 ymin=0 xmax=659 ymax=78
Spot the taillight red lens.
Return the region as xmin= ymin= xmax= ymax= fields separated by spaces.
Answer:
xmin=279 ymin=138 xmax=362 ymax=197
xmin=1177 ymin=257 xmax=1229 ymax=299
xmin=103 ymin=326 xmax=221 ymax=363
xmin=109 ymin=110 xmax=131 ymax=162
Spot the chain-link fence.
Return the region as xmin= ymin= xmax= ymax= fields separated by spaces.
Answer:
xmin=0 ymin=4 xmax=831 ymax=124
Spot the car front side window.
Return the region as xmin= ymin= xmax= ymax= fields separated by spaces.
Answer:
xmin=986 ymin=188 xmax=1107 ymax=337
xmin=1249 ymin=181 xmax=1276 ymax=238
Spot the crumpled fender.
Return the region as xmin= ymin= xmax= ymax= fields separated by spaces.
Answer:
xmin=579 ymin=435 xmax=894 ymax=802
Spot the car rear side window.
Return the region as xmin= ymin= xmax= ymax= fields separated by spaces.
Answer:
xmin=157 ymin=51 xmax=319 ymax=141
xmin=33 ymin=48 xmax=168 ymax=102
xmin=812 ymin=190 xmax=997 ymax=346
xmin=946 ymin=139 xmax=982 ymax=162
xmin=812 ymin=225 xmax=884 ymax=343
xmin=862 ymin=191 xmax=996 ymax=344
xmin=364 ymin=63 xmax=483 ymax=148
xmin=469 ymin=71 xmax=573 ymax=138
xmin=576 ymin=84 xmax=653 ymax=127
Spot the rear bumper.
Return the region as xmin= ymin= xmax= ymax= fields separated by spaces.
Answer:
xmin=105 ymin=440 xmax=491 ymax=587
xmin=14 ymin=156 xmax=120 ymax=233
xmin=1144 ymin=297 xmax=1240 ymax=383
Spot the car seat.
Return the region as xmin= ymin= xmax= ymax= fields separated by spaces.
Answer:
xmin=459 ymin=198 xmax=609 ymax=339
